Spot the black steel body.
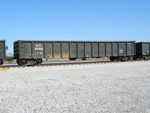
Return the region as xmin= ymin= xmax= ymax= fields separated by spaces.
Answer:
xmin=0 ymin=40 xmax=6 ymax=65
xmin=14 ymin=40 xmax=135 ymax=65
xmin=136 ymin=42 xmax=150 ymax=60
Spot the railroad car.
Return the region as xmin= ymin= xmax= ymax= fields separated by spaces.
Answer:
xmin=135 ymin=42 xmax=150 ymax=60
xmin=14 ymin=40 xmax=136 ymax=65
xmin=0 ymin=40 xmax=6 ymax=65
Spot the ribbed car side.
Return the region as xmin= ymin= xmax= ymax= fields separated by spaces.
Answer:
xmin=13 ymin=40 xmax=136 ymax=65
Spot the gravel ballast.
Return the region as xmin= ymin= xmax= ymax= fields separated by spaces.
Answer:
xmin=0 ymin=61 xmax=150 ymax=113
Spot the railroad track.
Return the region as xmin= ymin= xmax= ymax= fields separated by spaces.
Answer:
xmin=0 ymin=60 xmax=147 ymax=69
xmin=0 ymin=60 xmax=112 ymax=68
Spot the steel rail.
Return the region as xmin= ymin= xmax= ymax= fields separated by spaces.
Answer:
xmin=0 ymin=60 xmax=145 ymax=69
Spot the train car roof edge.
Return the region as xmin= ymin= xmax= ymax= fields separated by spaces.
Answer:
xmin=14 ymin=40 xmax=136 ymax=43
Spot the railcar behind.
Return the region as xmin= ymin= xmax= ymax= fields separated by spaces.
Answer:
xmin=0 ymin=40 xmax=6 ymax=65
xmin=135 ymin=42 xmax=150 ymax=60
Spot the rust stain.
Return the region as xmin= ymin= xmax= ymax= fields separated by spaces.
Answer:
xmin=54 ymin=54 xmax=61 ymax=58
xmin=46 ymin=54 xmax=52 ymax=58
xmin=62 ymin=53 xmax=69 ymax=58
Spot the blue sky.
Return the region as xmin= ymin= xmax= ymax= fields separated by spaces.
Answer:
xmin=0 ymin=0 xmax=150 ymax=53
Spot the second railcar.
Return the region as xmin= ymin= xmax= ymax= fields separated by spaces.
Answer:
xmin=14 ymin=40 xmax=135 ymax=65
xmin=135 ymin=42 xmax=150 ymax=60
xmin=0 ymin=40 xmax=6 ymax=65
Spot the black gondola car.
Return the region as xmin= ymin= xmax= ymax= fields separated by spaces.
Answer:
xmin=136 ymin=42 xmax=150 ymax=60
xmin=0 ymin=40 xmax=6 ymax=65
xmin=14 ymin=40 xmax=136 ymax=65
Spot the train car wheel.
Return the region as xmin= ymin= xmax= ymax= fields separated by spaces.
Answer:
xmin=143 ymin=56 xmax=148 ymax=60
xmin=17 ymin=59 xmax=21 ymax=65
xmin=17 ymin=59 xmax=27 ymax=65
xmin=0 ymin=59 xmax=3 ymax=65
xmin=34 ymin=59 xmax=43 ymax=65
xmin=133 ymin=56 xmax=137 ymax=60
xmin=38 ymin=59 xmax=43 ymax=64
xmin=110 ymin=57 xmax=115 ymax=61
xmin=82 ymin=58 xmax=86 ymax=61
xmin=69 ymin=58 xmax=76 ymax=60
xmin=120 ymin=57 xmax=127 ymax=61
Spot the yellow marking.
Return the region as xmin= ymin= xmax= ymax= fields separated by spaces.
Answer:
xmin=0 ymin=68 xmax=10 ymax=71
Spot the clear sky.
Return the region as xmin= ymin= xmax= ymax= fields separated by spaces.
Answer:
xmin=0 ymin=0 xmax=150 ymax=54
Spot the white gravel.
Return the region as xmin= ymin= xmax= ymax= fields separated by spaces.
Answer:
xmin=0 ymin=61 xmax=150 ymax=113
